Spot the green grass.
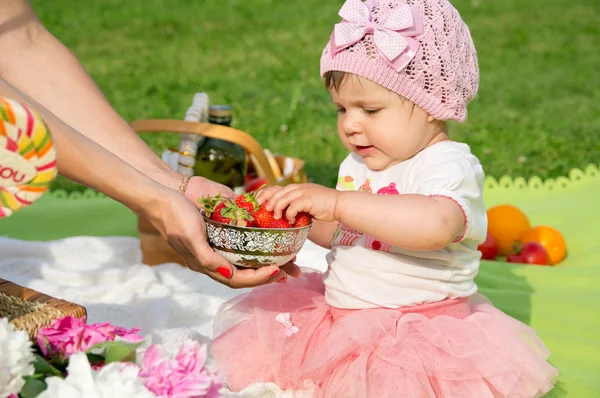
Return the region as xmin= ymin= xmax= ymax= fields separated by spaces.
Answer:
xmin=31 ymin=0 xmax=600 ymax=192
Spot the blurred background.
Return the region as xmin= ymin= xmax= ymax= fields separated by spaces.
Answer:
xmin=33 ymin=0 xmax=600 ymax=191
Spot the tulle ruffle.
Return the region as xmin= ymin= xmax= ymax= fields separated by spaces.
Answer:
xmin=212 ymin=271 xmax=557 ymax=397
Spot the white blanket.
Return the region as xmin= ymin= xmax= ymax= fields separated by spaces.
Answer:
xmin=0 ymin=236 xmax=328 ymax=353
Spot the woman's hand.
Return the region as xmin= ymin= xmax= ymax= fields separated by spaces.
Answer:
xmin=256 ymin=183 xmax=341 ymax=224
xmin=183 ymin=176 xmax=235 ymax=206
xmin=143 ymin=186 xmax=298 ymax=288
xmin=153 ymin=175 xmax=300 ymax=284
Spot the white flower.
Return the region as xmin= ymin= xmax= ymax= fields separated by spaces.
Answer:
xmin=0 ymin=317 xmax=35 ymax=398
xmin=38 ymin=352 xmax=155 ymax=398
xmin=220 ymin=382 xmax=284 ymax=398
xmin=220 ymin=380 xmax=316 ymax=398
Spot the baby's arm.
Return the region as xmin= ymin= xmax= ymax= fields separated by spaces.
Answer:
xmin=335 ymin=192 xmax=464 ymax=251
xmin=261 ymin=149 xmax=484 ymax=252
xmin=255 ymin=185 xmax=338 ymax=249
xmin=259 ymin=183 xmax=464 ymax=251
xmin=308 ymin=220 xmax=339 ymax=249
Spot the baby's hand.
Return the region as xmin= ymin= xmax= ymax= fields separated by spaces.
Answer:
xmin=255 ymin=185 xmax=285 ymax=204
xmin=257 ymin=183 xmax=340 ymax=224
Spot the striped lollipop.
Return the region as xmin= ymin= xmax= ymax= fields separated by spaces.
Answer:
xmin=0 ymin=96 xmax=57 ymax=218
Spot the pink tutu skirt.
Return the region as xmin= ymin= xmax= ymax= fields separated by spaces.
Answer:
xmin=212 ymin=271 xmax=558 ymax=397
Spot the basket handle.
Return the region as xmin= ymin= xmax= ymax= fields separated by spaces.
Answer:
xmin=130 ymin=119 xmax=278 ymax=185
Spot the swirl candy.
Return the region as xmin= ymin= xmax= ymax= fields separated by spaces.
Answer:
xmin=0 ymin=96 xmax=57 ymax=217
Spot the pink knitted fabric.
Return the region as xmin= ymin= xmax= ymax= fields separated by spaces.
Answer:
xmin=320 ymin=0 xmax=479 ymax=122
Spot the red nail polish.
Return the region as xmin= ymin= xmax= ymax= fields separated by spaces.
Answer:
xmin=270 ymin=269 xmax=280 ymax=277
xmin=217 ymin=266 xmax=232 ymax=278
xmin=276 ymin=276 xmax=287 ymax=283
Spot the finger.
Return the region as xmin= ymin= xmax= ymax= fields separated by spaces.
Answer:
xmin=185 ymin=235 xmax=235 ymax=279
xmin=267 ymin=188 xmax=299 ymax=219
xmin=259 ymin=187 xmax=285 ymax=207
xmin=280 ymin=261 xmax=301 ymax=278
xmin=256 ymin=186 xmax=283 ymax=204
xmin=265 ymin=185 xmax=300 ymax=212
xmin=267 ymin=267 xmax=288 ymax=283
xmin=272 ymin=189 xmax=305 ymax=220
xmin=172 ymin=241 xmax=208 ymax=274
xmin=181 ymin=241 xmax=288 ymax=288
xmin=285 ymin=200 xmax=311 ymax=224
xmin=229 ymin=266 xmax=287 ymax=288
xmin=169 ymin=239 xmax=230 ymax=283
xmin=220 ymin=186 xmax=236 ymax=199
xmin=175 ymin=240 xmax=243 ymax=288
xmin=185 ymin=257 xmax=239 ymax=286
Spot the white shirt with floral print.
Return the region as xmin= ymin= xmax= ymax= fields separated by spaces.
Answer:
xmin=324 ymin=141 xmax=487 ymax=309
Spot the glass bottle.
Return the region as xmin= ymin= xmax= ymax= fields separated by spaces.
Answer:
xmin=194 ymin=105 xmax=247 ymax=192
xmin=177 ymin=92 xmax=209 ymax=176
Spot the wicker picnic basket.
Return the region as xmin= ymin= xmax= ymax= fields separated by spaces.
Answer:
xmin=0 ymin=278 xmax=87 ymax=339
xmin=131 ymin=119 xmax=309 ymax=266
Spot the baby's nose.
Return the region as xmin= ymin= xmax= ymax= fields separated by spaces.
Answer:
xmin=342 ymin=117 xmax=362 ymax=136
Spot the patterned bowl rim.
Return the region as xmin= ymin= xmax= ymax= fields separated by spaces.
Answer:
xmin=212 ymin=246 xmax=299 ymax=257
xmin=201 ymin=211 xmax=312 ymax=233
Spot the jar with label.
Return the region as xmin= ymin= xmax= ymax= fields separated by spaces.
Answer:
xmin=194 ymin=105 xmax=247 ymax=192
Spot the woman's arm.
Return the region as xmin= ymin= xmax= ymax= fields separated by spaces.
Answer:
xmin=0 ymin=76 xmax=288 ymax=287
xmin=0 ymin=0 xmax=180 ymax=190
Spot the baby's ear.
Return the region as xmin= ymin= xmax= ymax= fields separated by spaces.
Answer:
xmin=427 ymin=114 xmax=436 ymax=123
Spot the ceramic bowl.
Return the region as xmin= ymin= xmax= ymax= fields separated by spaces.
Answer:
xmin=202 ymin=213 xmax=312 ymax=268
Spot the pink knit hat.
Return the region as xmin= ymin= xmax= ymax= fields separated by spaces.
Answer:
xmin=320 ymin=0 xmax=479 ymax=122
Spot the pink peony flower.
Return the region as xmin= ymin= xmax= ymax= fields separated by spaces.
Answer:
xmin=89 ymin=322 xmax=143 ymax=343
xmin=140 ymin=342 xmax=222 ymax=398
xmin=36 ymin=316 xmax=142 ymax=358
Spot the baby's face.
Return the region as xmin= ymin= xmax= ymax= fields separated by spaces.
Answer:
xmin=330 ymin=75 xmax=447 ymax=171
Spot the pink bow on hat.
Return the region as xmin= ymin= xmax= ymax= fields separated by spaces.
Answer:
xmin=330 ymin=0 xmax=423 ymax=72
xmin=275 ymin=313 xmax=299 ymax=337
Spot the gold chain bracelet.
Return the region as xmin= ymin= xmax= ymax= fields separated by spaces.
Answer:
xmin=178 ymin=175 xmax=192 ymax=195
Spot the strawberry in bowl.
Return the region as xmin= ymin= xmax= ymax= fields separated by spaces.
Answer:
xmin=198 ymin=191 xmax=312 ymax=268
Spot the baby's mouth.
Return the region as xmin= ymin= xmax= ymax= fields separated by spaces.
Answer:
xmin=355 ymin=145 xmax=375 ymax=155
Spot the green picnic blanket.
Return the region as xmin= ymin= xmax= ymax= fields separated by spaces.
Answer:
xmin=2 ymin=165 xmax=600 ymax=397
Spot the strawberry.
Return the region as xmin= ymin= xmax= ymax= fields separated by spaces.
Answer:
xmin=227 ymin=207 xmax=256 ymax=227
xmin=292 ymin=212 xmax=312 ymax=228
xmin=244 ymin=177 xmax=268 ymax=193
xmin=199 ymin=193 xmax=258 ymax=226
xmin=251 ymin=203 xmax=290 ymax=229
xmin=251 ymin=203 xmax=275 ymax=228
xmin=198 ymin=193 xmax=226 ymax=218
xmin=215 ymin=201 xmax=255 ymax=227
xmin=235 ymin=192 xmax=259 ymax=213
xmin=211 ymin=200 xmax=235 ymax=224
xmin=269 ymin=219 xmax=292 ymax=229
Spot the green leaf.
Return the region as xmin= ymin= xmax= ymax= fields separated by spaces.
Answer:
xmin=20 ymin=378 xmax=47 ymax=398
xmin=49 ymin=352 xmax=68 ymax=368
xmin=23 ymin=374 xmax=45 ymax=380
xmin=105 ymin=343 xmax=139 ymax=364
xmin=86 ymin=340 xmax=129 ymax=351
xmin=33 ymin=354 xmax=62 ymax=377
xmin=87 ymin=340 xmax=142 ymax=364
xmin=86 ymin=352 xmax=105 ymax=365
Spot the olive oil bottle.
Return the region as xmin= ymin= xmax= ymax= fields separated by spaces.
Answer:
xmin=193 ymin=105 xmax=247 ymax=193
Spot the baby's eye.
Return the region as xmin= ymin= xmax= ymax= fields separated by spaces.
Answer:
xmin=336 ymin=107 xmax=346 ymax=114
xmin=363 ymin=108 xmax=381 ymax=115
